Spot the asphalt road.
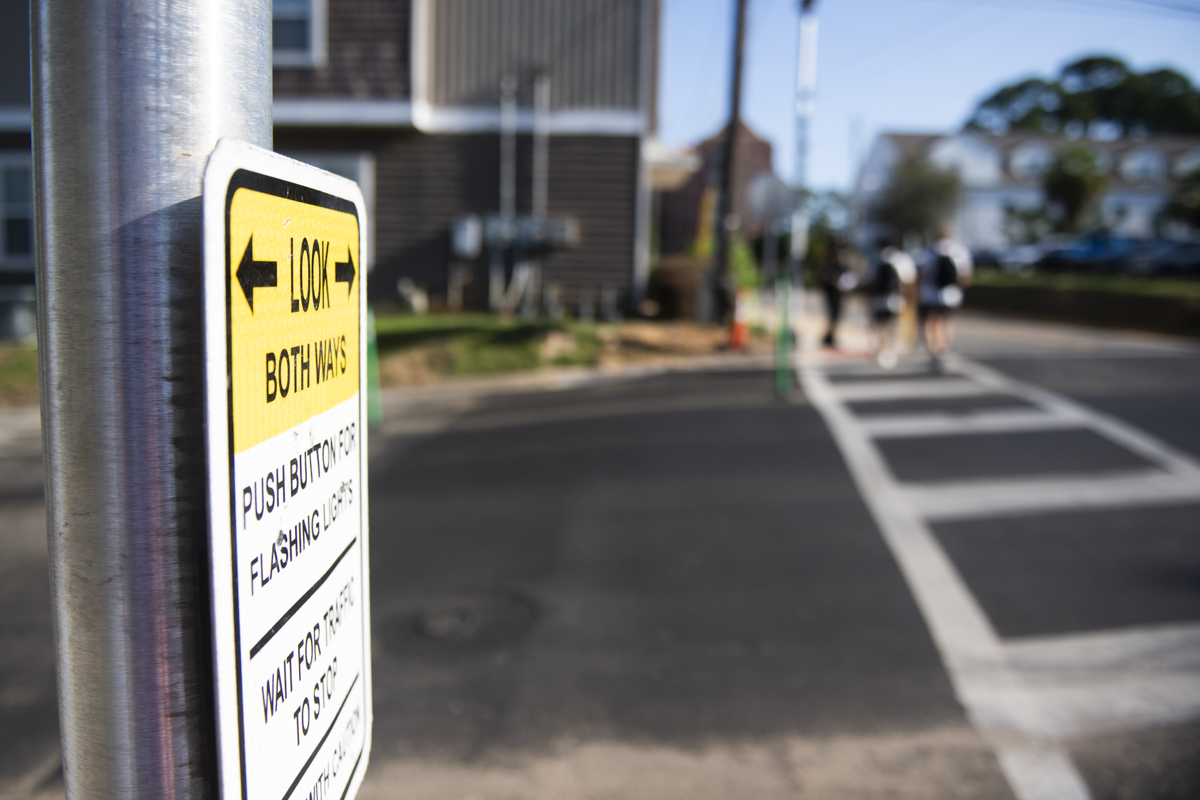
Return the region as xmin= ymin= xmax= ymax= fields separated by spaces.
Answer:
xmin=1 ymin=312 xmax=1198 ymax=799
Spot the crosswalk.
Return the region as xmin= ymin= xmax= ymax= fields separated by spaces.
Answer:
xmin=800 ymin=354 xmax=1200 ymax=800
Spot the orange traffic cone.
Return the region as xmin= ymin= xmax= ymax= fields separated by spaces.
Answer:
xmin=730 ymin=290 xmax=750 ymax=350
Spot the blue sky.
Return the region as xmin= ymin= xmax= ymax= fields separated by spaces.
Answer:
xmin=659 ymin=0 xmax=1200 ymax=191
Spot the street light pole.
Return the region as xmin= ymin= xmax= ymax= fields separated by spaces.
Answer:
xmin=31 ymin=1 xmax=271 ymax=796
xmin=788 ymin=0 xmax=819 ymax=280
xmin=710 ymin=0 xmax=748 ymax=324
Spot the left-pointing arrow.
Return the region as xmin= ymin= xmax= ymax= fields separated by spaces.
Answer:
xmin=236 ymin=235 xmax=277 ymax=312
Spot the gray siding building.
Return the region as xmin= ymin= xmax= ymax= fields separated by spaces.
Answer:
xmin=1 ymin=0 xmax=660 ymax=313
xmin=273 ymin=0 xmax=659 ymax=310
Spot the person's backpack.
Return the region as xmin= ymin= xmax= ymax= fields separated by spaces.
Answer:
xmin=872 ymin=260 xmax=898 ymax=295
xmin=934 ymin=253 xmax=959 ymax=288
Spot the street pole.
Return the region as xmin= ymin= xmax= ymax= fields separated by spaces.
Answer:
xmin=787 ymin=0 xmax=819 ymax=281
xmin=710 ymin=0 xmax=748 ymax=324
xmin=491 ymin=75 xmax=518 ymax=311
xmin=533 ymin=73 xmax=550 ymax=221
xmin=31 ymin=1 xmax=271 ymax=796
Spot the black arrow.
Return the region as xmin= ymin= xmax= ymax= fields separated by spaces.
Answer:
xmin=335 ymin=248 xmax=356 ymax=298
xmin=236 ymin=235 xmax=277 ymax=312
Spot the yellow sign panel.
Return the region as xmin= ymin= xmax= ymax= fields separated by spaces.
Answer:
xmin=228 ymin=180 xmax=360 ymax=453
xmin=207 ymin=144 xmax=372 ymax=800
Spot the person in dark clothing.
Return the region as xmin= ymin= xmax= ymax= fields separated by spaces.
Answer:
xmin=817 ymin=235 xmax=853 ymax=348
xmin=917 ymin=224 xmax=973 ymax=365
xmin=867 ymin=238 xmax=916 ymax=368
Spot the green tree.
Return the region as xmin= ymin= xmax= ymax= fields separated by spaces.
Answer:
xmin=871 ymin=157 xmax=961 ymax=244
xmin=729 ymin=234 xmax=761 ymax=289
xmin=1043 ymin=145 xmax=1109 ymax=233
xmin=966 ymin=55 xmax=1200 ymax=137
xmin=1162 ymin=168 xmax=1200 ymax=230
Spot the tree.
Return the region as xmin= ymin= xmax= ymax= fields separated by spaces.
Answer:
xmin=1043 ymin=145 xmax=1109 ymax=233
xmin=965 ymin=55 xmax=1200 ymax=137
xmin=871 ymin=158 xmax=961 ymax=244
xmin=1162 ymin=168 xmax=1200 ymax=230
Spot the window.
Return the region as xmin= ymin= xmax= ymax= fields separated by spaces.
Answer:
xmin=1009 ymin=144 xmax=1053 ymax=180
xmin=1174 ymin=149 xmax=1200 ymax=179
xmin=273 ymin=0 xmax=327 ymax=68
xmin=1120 ymin=149 xmax=1164 ymax=184
xmin=0 ymin=156 xmax=33 ymax=269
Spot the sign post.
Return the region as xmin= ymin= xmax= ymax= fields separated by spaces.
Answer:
xmin=32 ymin=1 xmax=271 ymax=796
xmin=203 ymin=140 xmax=372 ymax=800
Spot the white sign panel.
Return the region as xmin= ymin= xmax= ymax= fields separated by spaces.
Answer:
xmin=203 ymin=139 xmax=372 ymax=800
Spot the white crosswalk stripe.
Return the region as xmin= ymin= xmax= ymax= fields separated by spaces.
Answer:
xmin=903 ymin=469 xmax=1200 ymax=521
xmin=860 ymin=408 xmax=1081 ymax=439
xmin=831 ymin=377 xmax=993 ymax=402
xmin=1002 ymin=623 xmax=1200 ymax=740
xmin=800 ymin=353 xmax=1200 ymax=800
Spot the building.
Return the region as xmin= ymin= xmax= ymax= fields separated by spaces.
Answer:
xmin=0 ymin=0 xmax=33 ymax=339
xmin=658 ymin=121 xmax=777 ymax=257
xmin=851 ymin=131 xmax=1200 ymax=252
xmin=1 ymin=0 xmax=663 ymax=318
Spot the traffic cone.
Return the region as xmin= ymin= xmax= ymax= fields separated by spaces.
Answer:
xmin=730 ymin=290 xmax=750 ymax=350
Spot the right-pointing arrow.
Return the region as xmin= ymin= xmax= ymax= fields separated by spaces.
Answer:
xmin=235 ymin=235 xmax=277 ymax=312
xmin=335 ymin=248 xmax=356 ymax=298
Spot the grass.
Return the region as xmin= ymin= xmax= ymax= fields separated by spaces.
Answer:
xmin=374 ymin=313 xmax=604 ymax=378
xmin=973 ymin=269 xmax=1200 ymax=300
xmin=0 ymin=344 xmax=39 ymax=406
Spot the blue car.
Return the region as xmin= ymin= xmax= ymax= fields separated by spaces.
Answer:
xmin=1036 ymin=233 xmax=1139 ymax=273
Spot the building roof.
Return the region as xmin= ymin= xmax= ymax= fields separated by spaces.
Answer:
xmin=875 ymin=130 xmax=1200 ymax=191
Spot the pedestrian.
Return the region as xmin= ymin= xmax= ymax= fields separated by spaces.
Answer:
xmin=917 ymin=224 xmax=973 ymax=368
xmin=817 ymin=233 xmax=854 ymax=348
xmin=867 ymin=239 xmax=916 ymax=369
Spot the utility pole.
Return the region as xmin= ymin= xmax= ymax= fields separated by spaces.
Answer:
xmin=788 ymin=0 xmax=819 ymax=280
xmin=31 ymin=1 xmax=271 ymax=796
xmin=711 ymin=0 xmax=749 ymax=324
xmin=491 ymin=74 xmax=518 ymax=311
xmin=533 ymin=73 xmax=551 ymax=220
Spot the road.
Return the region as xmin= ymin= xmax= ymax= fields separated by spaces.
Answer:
xmin=1 ymin=311 xmax=1198 ymax=799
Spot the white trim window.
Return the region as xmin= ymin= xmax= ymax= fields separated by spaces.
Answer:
xmin=273 ymin=0 xmax=328 ymax=68
xmin=1008 ymin=143 xmax=1053 ymax=180
xmin=1120 ymin=148 xmax=1165 ymax=184
xmin=0 ymin=154 xmax=33 ymax=270
xmin=1173 ymin=148 xmax=1200 ymax=179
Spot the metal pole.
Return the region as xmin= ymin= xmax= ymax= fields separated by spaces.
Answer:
xmin=710 ymin=0 xmax=748 ymax=324
xmin=500 ymin=75 xmax=518 ymax=220
xmin=492 ymin=75 xmax=518 ymax=312
xmin=31 ymin=1 xmax=271 ymax=797
xmin=532 ymin=74 xmax=550 ymax=220
xmin=787 ymin=0 xmax=818 ymax=279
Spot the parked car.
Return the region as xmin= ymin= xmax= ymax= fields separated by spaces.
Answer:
xmin=1035 ymin=233 xmax=1140 ymax=273
xmin=993 ymin=235 xmax=1075 ymax=273
xmin=1127 ymin=239 xmax=1200 ymax=277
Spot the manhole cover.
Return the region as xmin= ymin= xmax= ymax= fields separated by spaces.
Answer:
xmin=416 ymin=603 xmax=486 ymax=641
xmin=381 ymin=591 xmax=539 ymax=656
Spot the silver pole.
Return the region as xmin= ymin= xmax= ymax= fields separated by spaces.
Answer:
xmin=31 ymin=1 xmax=271 ymax=797
xmin=500 ymin=75 xmax=517 ymax=220
xmin=788 ymin=0 xmax=818 ymax=277
xmin=532 ymin=74 xmax=550 ymax=220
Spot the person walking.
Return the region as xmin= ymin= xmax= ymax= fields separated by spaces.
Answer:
xmin=817 ymin=234 xmax=854 ymax=348
xmin=917 ymin=224 xmax=972 ymax=368
xmin=867 ymin=239 xmax=916 ymax=369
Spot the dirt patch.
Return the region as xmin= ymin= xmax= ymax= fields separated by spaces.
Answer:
xmin=595 ymin=322 xmax=773 ymax=367
xmin=379 ymin=341 xmax=456 ymax=387
xmin=377 ymin=321 xmax=773 ymax=388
